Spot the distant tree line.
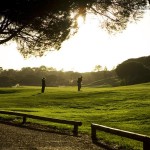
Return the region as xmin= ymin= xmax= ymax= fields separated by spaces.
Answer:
xmin=116 ymin=55 xmax=150 ymax=85
xmin=1 ymin=55 xmax=150 ymax=87
xmin=0 ymin=66 xmax=116 ymax=87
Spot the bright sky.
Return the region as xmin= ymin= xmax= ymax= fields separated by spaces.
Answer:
xmin=0 ymin=11 xmax=150 ymax=72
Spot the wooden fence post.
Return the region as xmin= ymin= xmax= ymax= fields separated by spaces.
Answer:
xmin=143 ymin=140 xmax=150 ymax=150
xmin=91 ymin=124 xmax=97 ymax=141
xmin=22 ymin=115 xmax=26 ymax=124
xmin=73 ymin=125 xmax=78 ymax=136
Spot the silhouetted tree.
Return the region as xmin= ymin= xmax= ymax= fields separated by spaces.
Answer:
xmin=0 ymin=67 xmax=3 ymax=74
xmin=0 ymin=76 xmax=16 ymax=87
xmin=0 ymin=66 xmax=118 ymax=87
xmin=123 ymin=55 xmax=150 ymax=69
xmin=46 ymin=75 xmax=57 ymax=86
xmin=0 ymin=0 xmax=147 ymax=57
xmin=116 ymin=61 xmax=150 ymax=85
xmin=93 ymin=65 xmax=102 ymax=72
xmin=20 ymin=75 xmax=40 ymax=86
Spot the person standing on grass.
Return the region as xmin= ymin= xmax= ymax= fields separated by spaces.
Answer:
xmin=41 ymin=77 xmax=46 ymax=93
xmin=77 ymin=76 xmax=82 ymax=91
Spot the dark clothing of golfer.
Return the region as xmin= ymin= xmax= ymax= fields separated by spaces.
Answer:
xmin=41 ymin=78 xmax=46 ymax=93
xmin=77 ymin=76 xmax=82 ymax=91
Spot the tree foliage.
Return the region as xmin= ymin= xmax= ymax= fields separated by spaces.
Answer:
xmin=0 ymin=66 xmax=117 ymax=87
xmin=116 ymin=56 xmax=150 ymax=85
xmin=123 ymin=55 xmax=150 ymax=69
xmin=0 ymin=0 xmax=148 ymax=57
xmin=93 ymin=65 xmax=102 ymax=72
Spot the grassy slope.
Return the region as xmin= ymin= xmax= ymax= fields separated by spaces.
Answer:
xmin=0 ymin=83 xmax=150 ymax=149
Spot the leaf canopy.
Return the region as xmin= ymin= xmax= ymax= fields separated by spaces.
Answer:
xmin=0 ymin=0 xmax=148 ymax=57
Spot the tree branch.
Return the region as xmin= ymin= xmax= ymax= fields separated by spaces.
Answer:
xmin=90 ymin=6 xmax=120 ymax=23
xmin=0 ymin=25 xmax=26 ymax=44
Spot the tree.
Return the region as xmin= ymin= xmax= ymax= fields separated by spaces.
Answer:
xmin=0 ymin=0 xmax=148 ymax=57
xmin=93 ymin=65 xmax=102 ymax=72
xmin=104 ymin=66 xmax=107 ymax=71
xmin=0 ymin=67 xmax=3 ymax=74
xmin=0 ymin=76 xmax=16 ymax=87
xmin=116 ymin=61 xmax=150 ymax=85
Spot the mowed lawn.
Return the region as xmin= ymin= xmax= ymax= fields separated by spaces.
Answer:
xmin=0 ymin=83 xmax=150 ymax=149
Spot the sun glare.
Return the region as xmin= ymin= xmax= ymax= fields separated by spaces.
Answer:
xmin=77 ymin=16 xmax=84 ymax=27
xmin=0 ymin=12 xmax=149 ymax=72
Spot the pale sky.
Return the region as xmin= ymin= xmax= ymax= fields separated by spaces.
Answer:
xmin=0 ymin=11 xmax=150 ymax=72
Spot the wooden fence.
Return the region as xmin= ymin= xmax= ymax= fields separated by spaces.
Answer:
xmin=0 ymin=110 xmax=82 ymax=136
xmin=91 ymin=123 xmax=150 ymax=150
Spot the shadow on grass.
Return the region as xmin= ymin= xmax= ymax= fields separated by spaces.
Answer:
xmin=0 ymin=118 xmax=79 ymax=137
xmin=92 ymin=138 xmax=135 ymax=150
xmin=31 ymin=92 xmax=42 ymax=96
xmin=0 ymin=90 xmax=19 ymax=94
xmin=92 ymin=139 xmax=117 ymax=150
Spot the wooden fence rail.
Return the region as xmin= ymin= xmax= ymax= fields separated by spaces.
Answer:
xmin=0 ymin=110 xmax=82 ymax=136
xmin=91 ymin=123 xmax=150 ymax=150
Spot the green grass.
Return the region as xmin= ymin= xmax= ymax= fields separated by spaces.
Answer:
xmin=0 ymin=83 xmax=150 ymax=149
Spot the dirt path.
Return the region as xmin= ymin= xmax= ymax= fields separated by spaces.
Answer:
xmin=0 ymin=123 xmax=104 ymax=150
